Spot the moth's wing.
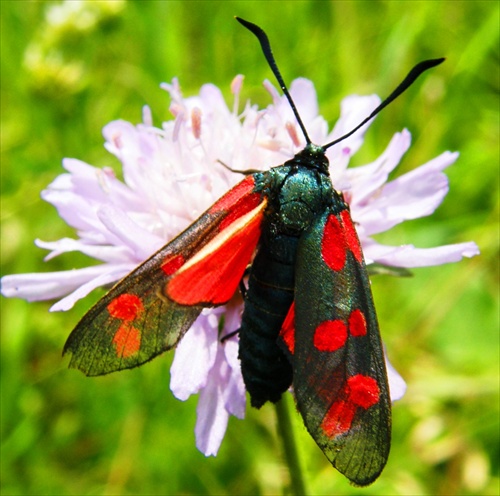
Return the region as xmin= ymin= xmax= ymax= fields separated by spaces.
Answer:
xmin=64 ymin=175 xmax=267 ymax=376
xmin=288 ymin=207 xmax=391 ymax=486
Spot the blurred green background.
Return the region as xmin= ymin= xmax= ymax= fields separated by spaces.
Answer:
xmin=1 ymin=1 xmax=498 ymax=495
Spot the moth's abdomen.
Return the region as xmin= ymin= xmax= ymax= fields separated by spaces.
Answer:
xmin=238 ymin=234 xmax=297 ymax=408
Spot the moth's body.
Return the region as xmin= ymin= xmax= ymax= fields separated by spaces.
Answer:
xmin=239 ymin=144 xmax=342 ymax=407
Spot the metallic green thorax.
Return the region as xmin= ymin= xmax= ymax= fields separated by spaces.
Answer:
xmin=256 ymin=144 xmax=346 ymax=232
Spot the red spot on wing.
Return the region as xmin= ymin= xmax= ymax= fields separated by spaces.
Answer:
xmin=340 ymin=210 xmax=362 ymax=262
xmin=348 ymin=309 xmax=367 ymax=337
xmin=314 ymin=319 xmax=348 ymax=352
xmin=167 ymin=202 xmax=265 ymax=305
xmin=280 ymin=302 xmax=296 ymax=354
xmin=313 ymin=310 xmax=367 ymax=354
xmin=322 ymin=211 xmax=364 ymax=272
xmin=347 ymin=374 xmax=380 ymax=409
xmin=112 ymin=324 xmax=142 ymax=358
xmin=320 ymin=374 xmax=380 ymax=439
xmin=107 ymin=294 xmax=144 ymax=321
xmin=321 ymin=400 xmax=356 ymax=437
xmin=161 ymin=254 xmax=185 ymax=276
xmin=209 ymin=175 xmax=256 ymax=214
xmin=321 ymin=214 xmax=346 ymax=271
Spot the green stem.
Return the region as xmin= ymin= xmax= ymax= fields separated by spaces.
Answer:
xmin=275 ymin=395 xmax=307 ymax=496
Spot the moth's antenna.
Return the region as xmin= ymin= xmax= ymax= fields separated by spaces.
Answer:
xmin=236 ymin=17 xmax=312 ymax=145
xmin=323 ymin=57 xmax=445 ymax=150
xmin=237 ymin=17 xmax=444 ymax=152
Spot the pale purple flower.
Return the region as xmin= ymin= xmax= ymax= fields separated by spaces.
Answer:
xmin=1 ymin=75 xmax=479 ymax=456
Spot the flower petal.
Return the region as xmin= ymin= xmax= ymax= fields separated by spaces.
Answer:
xmin=385 ymin=352 xmax=407 ymax=402
xmin=348 ymin=130 xmax=412 ymax=205
xmin=35 ymin=237 xmax=131 ymax=264
xmin=42 ymin=177 xmax=105 ymax=236
xmin=222 ymin=336 xmax=246 ymax=419
xmin=170 ymin=313 xmax=219 ymax=401
xmin=1 ymin=264 xmax=129 ymax=303
xmin=326 ymin=95 xmax=382 ymax=185
xmin=358 ymin=151 xmax=459 ymax=235
xmin=195 ymin=374 xmax=230 ymax=457
xmin=364 ymin=239 xmax=480 ymax=267
xmin=96 ymin=205 xmax=164 ymax=261
xmin=193 ymin=338 xmax=238 ymax=457
xmin=50 ymin=264 xmax=133 ymax=311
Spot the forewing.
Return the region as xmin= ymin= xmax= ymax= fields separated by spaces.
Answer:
xmin=64 ymin=175 xmax=266 ymax=376
xmin=291 ymin=207 xmax=391 ymax=486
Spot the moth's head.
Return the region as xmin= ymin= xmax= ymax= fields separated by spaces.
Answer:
xmin=292 ymin=143 xmax=329 ymax=173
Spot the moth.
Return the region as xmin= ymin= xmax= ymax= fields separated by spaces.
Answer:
xmin=64 ymin=17 xmax=444 ymax=485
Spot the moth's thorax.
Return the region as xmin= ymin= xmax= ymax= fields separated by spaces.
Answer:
xmin=255 ymin=145 xmax=341 ymax=236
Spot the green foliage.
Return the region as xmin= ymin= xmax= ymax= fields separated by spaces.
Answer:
xmin=1 ymin=1 xmax=498 ymax=494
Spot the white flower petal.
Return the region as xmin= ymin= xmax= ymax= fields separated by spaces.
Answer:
xmin=289 ymin=78 xmax=319 ymax=123
xmin=359 ymin=151 xmax=459 ymax=235
xmin=364 ymin=240 xmax=480 ymax=267
xmin=193 ymin=339 xmax=239 ymax=456
xmin=348 ymin=130 xmax=412 ymax=205
xmin=222 ymin=337 xmax=246 ymax=419
xmin=103 ymin=120 xmax=158 ymax=193
xmin=385 ymin=353 xmax=407 ymax=402
xmin=195 ymin=375 xmax=230 ymax=457
xmin=199 ymin=84 xmax=232 ymax=118
xmin=1 ymin=264 xmax=127 ymax=302
xmin=327 ymin=95 xmax=382 ymax=183
xmin=96 ymin=205 xmax=164 ymax=261
xmin=170 ymin=315 xmax=219 ymax=401
xmin=35 ymin=238 xmax=131 ymax=264
xmin=41 ymin=184 xmax=103 ymax=235
xmin=63 ymin=158 xmax=147 ymax=212
xmin=50 ymin=264 xmax=133 ymax=311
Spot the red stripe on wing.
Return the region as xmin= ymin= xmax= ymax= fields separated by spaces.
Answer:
xmin=166 ymin=200 xmax=267 ymax=305
xmin=209 ymin=175 xmax=256 ymax=214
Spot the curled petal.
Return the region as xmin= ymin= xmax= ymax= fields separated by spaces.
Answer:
xmin=36 ymin=238 xmax=131 ymax=264
xmin=289 ymin=78 xmax=319 ymax=124
xmin=364 ymin=240 xmax=480 ymax=267
xmin=62 ymin=158 xmax=147 ymax=212
xmin=50 ymin=264 xmax=133 ymax=311
xmin=142 ymin=105 xmax=153 ymax=126
xmin=199 ymin=84 xmax=233 ymax=119
xmin=385 ymin=352 xmax=407 ymax=402
xmin=1 ymin=264 xmax=130 ymax=304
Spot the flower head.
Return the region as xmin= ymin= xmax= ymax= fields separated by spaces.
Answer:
xmin=1 ymin=75 xmax=479 ymax=455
